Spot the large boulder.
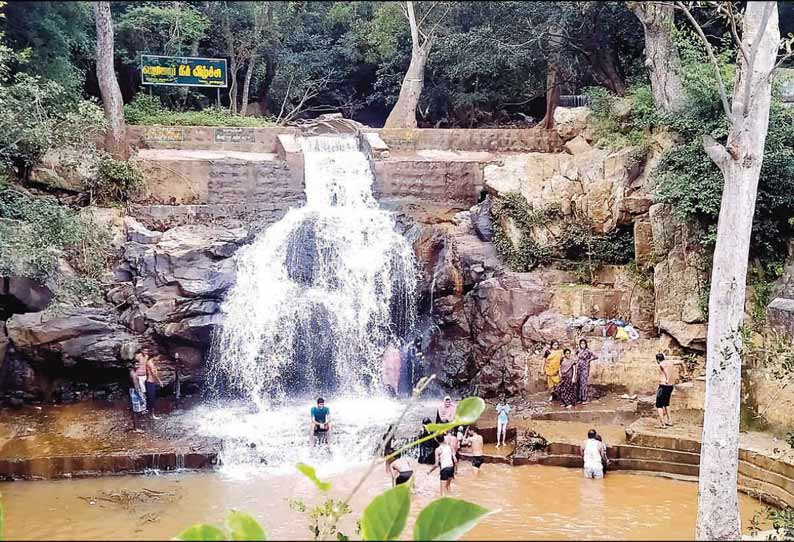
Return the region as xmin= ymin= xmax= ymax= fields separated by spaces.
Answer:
xmin=1 ymin=277 xmax=53 ymax=314
xmin=554 ymin=106 xmax=592 ymax=142
xmin=6 ymin=307 xmax=134 ymax=368
xmin=520 ymin=310 xmax=569 ymax=344
xmin=29 ymin=148 xmax=96 ymax=192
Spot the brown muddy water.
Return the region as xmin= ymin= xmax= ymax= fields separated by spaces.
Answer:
xmin=1 ymin=463 xmax=766 ymax=540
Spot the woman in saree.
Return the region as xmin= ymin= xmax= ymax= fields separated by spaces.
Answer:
xmin=576 ymin=338 xmax=598 ymax=404
xmin=542 ymin=340 xmax=563 ymax=402
xmin=557 ymin=348 xmax=578 ymax=408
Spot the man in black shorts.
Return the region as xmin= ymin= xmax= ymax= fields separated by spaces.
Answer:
xmin=656 ymin=353 xmax=685 ymax=428
xmin=428 ymin=435 xmax=456 ymax=496
xmin=463 ymin=425 xmax=485 ymax=477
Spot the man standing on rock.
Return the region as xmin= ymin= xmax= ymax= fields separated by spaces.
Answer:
xmin=137 ymin=351 xmax=163 ymax=420
xmin=655 ymin=353 xmax=685 ymax=429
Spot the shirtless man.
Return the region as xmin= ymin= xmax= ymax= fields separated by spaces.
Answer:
xmin=655 ymin=353 xmax=686 ymax=428
xmin=428 ymin=436 xmax=456 ymax=496
xmin=463 ymin=425 xmax=485 ymax=477
xmin=138 ymin=351 xmax=163 ymax=420
xmin=389 ymin=452 xmax=414 ymax=487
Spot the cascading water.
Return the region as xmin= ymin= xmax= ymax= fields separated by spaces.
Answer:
xmin=211 ymin=134 xmax=417 ymax=404
xmin=196 ymin=134 xmax=423 ymax=476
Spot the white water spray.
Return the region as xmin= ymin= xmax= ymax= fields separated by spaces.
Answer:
xmin=210 ymin=134 xmax=418 ymax=406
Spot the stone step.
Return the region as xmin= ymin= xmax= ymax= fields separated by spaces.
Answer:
xmin=0 ymin=449 xmax=218 ymax=480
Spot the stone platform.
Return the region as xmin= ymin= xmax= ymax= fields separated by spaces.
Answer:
xmin=0 ymin=401 xmax=219 ymax=480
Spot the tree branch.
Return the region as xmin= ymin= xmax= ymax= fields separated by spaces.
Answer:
xmin=702 ymin=133 xmax=731 ymax=169
xmin=736 ymin=2 xmax=775 ymax=117
xmin=406 ymin=1 xmax=420 ymax=50
xmin=675 ymin=1 xmax=734 ymax=124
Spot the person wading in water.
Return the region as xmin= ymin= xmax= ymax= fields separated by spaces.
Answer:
xmin=389 ymin=451 xmax=414 ymax=487
xmin=462 ymin=425 xmax=485 ymax=477
xmin=428 ymin=435 xmax=456 ymax=496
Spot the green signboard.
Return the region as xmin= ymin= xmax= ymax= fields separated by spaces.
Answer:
xmin=141 ymin=54 xmax=227 ymax=88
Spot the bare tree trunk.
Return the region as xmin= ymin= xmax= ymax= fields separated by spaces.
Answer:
xmin=589 ymin=40 xmax=626 ymax=95
xmin=630 ymin=2 xmax=686 ymax=114
xmin=541 ymin=62 xmax=560 ymax=129
xmin=695 ymin=3 xmax=779 ymax=540
xmin=223 ymin=13 xmax=238 ymax=115
xmin=94 ymin=1 xmax=129 ymax=160
xmin=258 ymin=55 xmax=276 ymax=115
xmin=240 ymin=55 xmax=256 ymax=117
xmin=384 ymin=1 xmax=431 ymax=129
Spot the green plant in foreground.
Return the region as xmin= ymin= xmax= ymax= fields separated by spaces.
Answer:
xmin=175 ymin=384 xmax=491 ymax=541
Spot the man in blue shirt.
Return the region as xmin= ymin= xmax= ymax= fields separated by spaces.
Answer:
xmin=310 ymin=397 xmax=332 ymax=445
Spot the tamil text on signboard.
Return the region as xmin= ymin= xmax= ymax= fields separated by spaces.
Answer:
xmin=141 ymin=55 xmax=227 ymax=88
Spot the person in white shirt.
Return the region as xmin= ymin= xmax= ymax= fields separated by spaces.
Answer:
xmin=582 ymin=429 xmax=607 ymax=479
xmin=428 ymin=436 xmax=457 ymax=496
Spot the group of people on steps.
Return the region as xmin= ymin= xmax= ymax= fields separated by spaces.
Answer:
xmin=542 ymin=339 xmax=598 ymax=408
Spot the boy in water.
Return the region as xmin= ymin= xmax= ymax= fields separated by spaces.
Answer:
xmin=428 ymin=435 xmax=456 ymax=496
xmin=655 ymin=353 xmax=685 ymax=428
xmin=310 ymin=397 xmax=332 ymax=446
xmin=463 ymin=425 xmax=485 ymax=477
xmin=389 ymin=451 xmax=414 ymax=487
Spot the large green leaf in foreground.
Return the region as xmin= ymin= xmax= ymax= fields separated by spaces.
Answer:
xmin=413 ymin=498 xmax=491 ymax=541
xmin=360 ymin=482 xmax=411 ymax=540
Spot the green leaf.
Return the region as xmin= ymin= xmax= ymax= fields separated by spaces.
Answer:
xmin=174 ymin=524 xmax=226 ymax=541
xmin=413 ymin=498 xmax=491 ymax=541
xmin=454 ymin=397 xmax=486 ymax=424
xmin=425 ymin=398 xmax=486 ymax=434
xmin=296 ymin=463 xmax=331 ymax=492
xmin=226 ymin=510 xmax=266 ymax=541
xmin=424 ymin=422 xmax=457 ymax=434
xmin=359 ymin=483 xmax=411 ymax=541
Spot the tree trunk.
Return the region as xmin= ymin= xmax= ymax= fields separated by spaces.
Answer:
xmin=540 ymin=61 xmax=560 ymax=129
xmin=695 ymin=3 xmax=779 ymax=540
xmin=630 ymin=2 xmax=686 ymax=114
xmin=589 ymin=40 xmax=626 ymax=96
xmin=384 ymin=1 xmax=430 ymax=129
xmin=258 ymin=54 xmax=276 ymax=115
xmin=94 ymin=1 xmax=129 ymax=160
xmin=223 ymin=13 xmax=238 ymax=115
xmin=240 ymin=55 xmax=256 ymax=117
xmin=384 ymin=45 xmax=430 ymax=129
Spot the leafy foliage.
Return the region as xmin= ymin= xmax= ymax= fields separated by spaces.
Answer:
xmin=124 ymin=94 xmax=276 ymax=127
xmin=359 ymin=484 xmax=410 ymax=541
xmin=0 ymin=187 xmax=111 ymax=283
xmin=587 ymin=27 xmax=794 ymax=265
xmin=413 ymin=498 xmax=491 ymax=541
xmin=87 ymin=152 xmax=143 ymax=204
xmin=491 ymin=193 xmax=634 ymax=275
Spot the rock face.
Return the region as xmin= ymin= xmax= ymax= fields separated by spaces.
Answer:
xmin=7 ymin=307 xmax=134 ymax=369
xmin=1 ymin=216 xmax=250 ymax=401
xmin=649 ymin=203 xmax=709 ymax=350
xmin=483 ymin=145 xmax=642 ymax=235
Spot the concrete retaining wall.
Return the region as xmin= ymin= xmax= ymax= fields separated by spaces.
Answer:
xmin=372 ymin=128 xmax=563 ymax=153
xmin=128 ymin=126 xmax=299 ymax=153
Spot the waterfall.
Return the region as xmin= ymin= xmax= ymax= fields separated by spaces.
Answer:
xmin=210 ymin=134 xmax=418 ymax=406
